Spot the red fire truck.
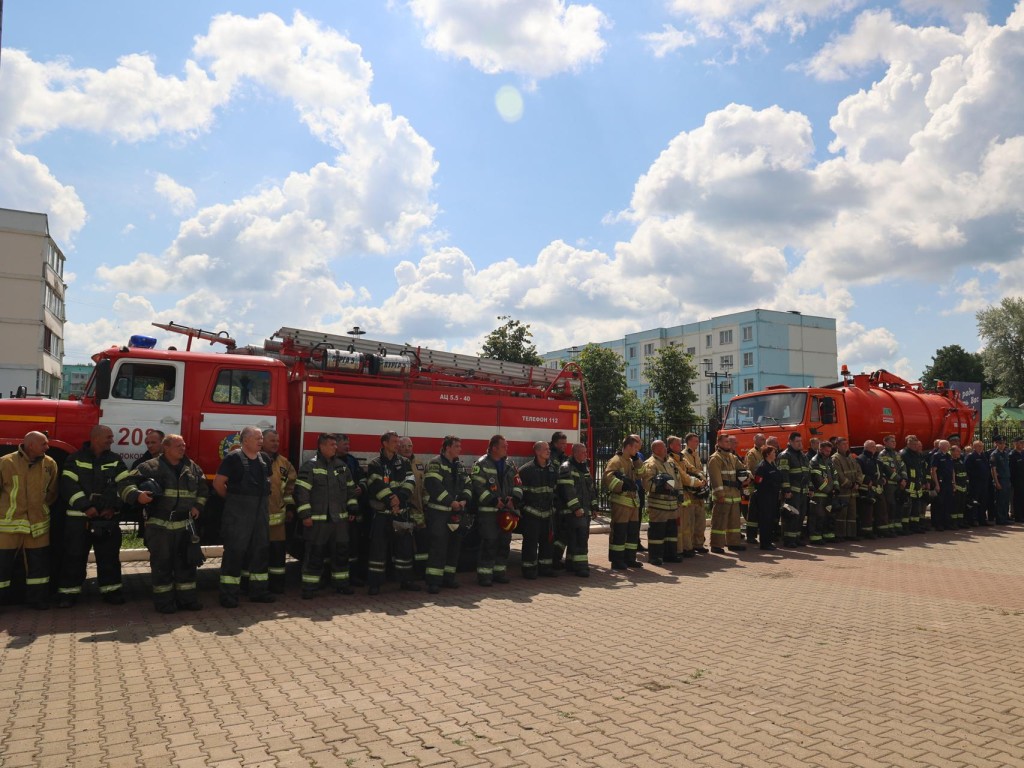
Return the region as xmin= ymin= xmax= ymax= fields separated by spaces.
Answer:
xmin=0 ymin=323 xmax=590 ymax=543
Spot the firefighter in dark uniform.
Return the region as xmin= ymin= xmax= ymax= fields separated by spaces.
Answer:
xmin=602 ymin=435 xmax=650 ymax=570
xmin=743 ymin=434 xmax=765 ymax=544
xmin=365 ymin=431 xmax=418 ymax=595
xmin=951 ymin=444 xmax=968 ymax=528
xmin=965 ymin=440 xmax=991 ymax=526
xmin=900 ymin=436 xmax=928 ymax=533
xmin=777 ymin=432 xmax=809 ymax=548
xmin=930 ymin=440 xmax=956 ymax=530
xmin=557 ymin=442 xmax=597 ymax=576
xmin=549 ymin=431 xmax=569 ymax=468
xmin=293 ymin=433 xmax=358 ymax=598
xmin=878 ymin=435 xmax=908 ymax=535
xmin=398 ymin=437 xmax=429 ymax=580
xmin=751 ymin=445 xmax=781 ymax=550
xmin=643 ymin=440 xmax=683 ymax=565
xmin=120 ymin=433 xmax=207 ymax=612
xmin=0 ymin=432 xmax=58 ymax=610
xmin=548 ymin=430 xmax=569 ymax=564
xmin=213 ymin=426 xmax=275 ymax=608
xmin=808 ymin=439 xmax=839 ymax=544
xmin=1011 ymin=437 xmax=1024 ymax=523
xmin=471 ymin=434 xmax=523 ymax=586
xmin=262 ymin=428 xmax=296 ymax=594
xmin=990 ymin=436 xmax=1012 ymax=525
xmin=518 ymin=441 xmax=559 ymax=579
xmin=58 ymin=425 xmax=129 ymax=607
xmin=423 ymin=436 xmax=472 ymax=594
xmin=337 ymin=434 xmax=367 ymax=585
xmin=857 ymin=440 xmax=883 ymax=538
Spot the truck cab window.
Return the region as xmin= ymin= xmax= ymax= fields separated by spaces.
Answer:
xmin=212 ymin=369 xmax=271 ymax=406
xmin=810 ymin=397 xmax=820 ymax=423
xmin=111 ymin=363 xmax=177 ymax=401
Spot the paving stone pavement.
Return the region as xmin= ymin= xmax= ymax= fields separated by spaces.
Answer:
xmin=3 ymin=526 xmax=1024 ymax=768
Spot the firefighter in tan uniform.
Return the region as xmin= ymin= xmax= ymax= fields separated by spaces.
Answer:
xmin=678 ymin=433 xmax=708 ymax=554
xmin=398 ymin=437 xmax=429 ymax=580
xmin=743 ymin=434 xmax=765 ymax=544
xmin=642 ymin=441 xmax=683 ymax=566
xmin=831 ymin=438 xmax=862 ymax=540
xmin=668 ymin=435 xmax=703 ymax=558
xmin=708 ymin=434 xmax=748 ymax=553
xmin=602 ymin=435 xmax=651 ymax=570
xmin=262 ymin=429 xmax=296 ymax=594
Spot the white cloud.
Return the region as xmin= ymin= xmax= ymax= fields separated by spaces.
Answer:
xmin=153 ymin=173 xmax=196 ymax=215
xmin=642 ymin=24 xmax=698 ymax=57
xmin=121 ymin=223 xmax=136 ymax=236
xmin=0 ymin=139 xmax=86 ymax=244
xmin=408 ymin=0 xmax=610 ymax=80
xmin=664 ymin=0 xmax=864 ymax=47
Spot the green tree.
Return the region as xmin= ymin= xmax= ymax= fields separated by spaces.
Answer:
xmin=574 ymin=343 xmax=627 ymax=423
xmin=920 ymin=344 xmax=985 ymax=390
xmin=644 ymin=344 xmax=700 ymax=433
xmin=978 ymin=298 xmax=1024 ymax=404
xmin=479 ymin=315 xmax=543 ymax=366
xmin=620 ymin=390 xmax=657 ymax=434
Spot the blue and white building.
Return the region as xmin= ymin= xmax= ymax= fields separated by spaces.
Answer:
xmin=542 ymin=309 xmax=838 ymax=417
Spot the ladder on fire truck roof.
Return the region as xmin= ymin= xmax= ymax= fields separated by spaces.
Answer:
xmin=271 ymin=326 xmax=565 ymax=390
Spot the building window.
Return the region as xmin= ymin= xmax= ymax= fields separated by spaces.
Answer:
xmin=705 ymin=334 xmax=712 ymax=348
xmin=720 ymin=355 xmax=733 ymax=368
xmin=686 ymin=346 xmax=695 ymax=355
xmin=42 ymin=327 xmax=63 ymax=359
xmin=743 ymin=352 xmax=754 ymax=367
xmin=643 ymin=343 xmax=654 ymax=355
xmin=629 ymin=346 xmax=636 ymax=359
xmin=719 ymin=329 xmax=733 ymax=345
xmin=742 ymin=326 xmax=753 ymax=341
xmin=212 ymin=369 xmax=272 ymax=406
xmin=744 ymin=378 xmax=755 ymax=392
xmin=44 ymin=284 xmax=65 ymax=321
xmin=707 ymin=383 xmax=713 ymax=395
xmin=46 ymin=243 xmax=64 ymax=278
xmin=112 ymin=363 xmax=177 ymax=402
xmin=629 ymin=368 xmax=636 ymax=381
xmin=721 ymin=379 xmax=733 ymax=393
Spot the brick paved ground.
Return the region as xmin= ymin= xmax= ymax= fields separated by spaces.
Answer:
xmin=3 ymin=526 xmax=1024 ymax=768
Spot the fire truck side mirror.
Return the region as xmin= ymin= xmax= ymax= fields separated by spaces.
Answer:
xmin=94 ymin=359 xmax=112 ymax=403
xmin=821 ymin=397 xmax=837 ymax=425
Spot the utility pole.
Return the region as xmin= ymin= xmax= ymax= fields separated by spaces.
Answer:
xmin=703 ymin=358 xmax=732 ymax=447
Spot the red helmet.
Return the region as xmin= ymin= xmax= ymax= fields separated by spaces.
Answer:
xmin=497 ymin=509 xmax=520 ymax=532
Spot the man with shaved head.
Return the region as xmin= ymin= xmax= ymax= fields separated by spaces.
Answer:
xmin=0 ymin=432 xmax=59 ymax=609
xmin=58 ymin=425 xmax=130 ymax=606
xmin=518 ymin=440 xmax=559 ymax=579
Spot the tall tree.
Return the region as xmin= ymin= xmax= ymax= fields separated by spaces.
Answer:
xmin=575 ymin=343 xmax=627 ymax=423
xmin=479 ymin=315 xmax=543 ymax=366
xmin=978 ymin=297 xmax=1024 ymax=404
xmin=920 ymin=344 xmax=986 ymax=390
xmin=644 ymin=344 xmax=700 ymax=433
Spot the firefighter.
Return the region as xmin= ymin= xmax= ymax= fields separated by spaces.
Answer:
xmin=831 ymin=438 xmax=863 ymax=540
xmin=120 ymin=434 xmax=206 ymax=613
xmin=602 ymin=435 xmax=649 ymax=570
xmin=472 ymin=434 xmax=522 ymax=585
xmin=965 ymin=440 xmax=991 ymax=526
xmin=213 ymin=426 xmax=275 ymax=608
xmin=808 ymin=439 xmax=839 ymax=545
xmin=549 ymin=431 xmax=569 ymax=468
xmin=548 ymin=430 xmax=570 ymax=565
xmin=0 ymin=432 xmax=58 ymax=610
xmin=990 ymin=436 xmax=1012 ymax=525
xmin=423 ymin=435 xmax=472 ymax=594
xmin=131 ymin=429 xmax=165 ymax=470
xmin=743 ymin=433 xmax=765 ymax=544
xmin=667 ymin=435 xmax=702 ymax=558
xmin=293 ymin=433 xmax=358 ymax=598
xmin=518 ymin=441 xmax=559 ymax=579
xmin=930 ymin=440 xmax=956 ymax=530
xmin=1011 ymin=437 xmax=1024 ymax=523
xmin=856 ymin=440 xmax=883 ymax=538
xmin=366 ymin=431 xmax=418 ymax=595
xmin=642 ymin=440 xmax=683 ymax=565
xmin=951 ymin=444 xmax=968 ymax=528
xmin=900 ymin=436 xmax=928 ymax=533
xmin=398 ymin=437 xmax=429 ymax=580
xmin=680 ymin=433 xmax=708 ymax=554
xmin=58 ymin=425 xmax=129 ymax=607
xmin=777 ymin=432 xmax=809 ymax=548
xmin=557 ymin=442 xmax=597 ymax=576
xmin=262 ymin=428 xmax=296 ymax=594
xmin=708 ymin=433 xmax=747 ymax=553
xmin=878 ymin=435 xmax=908 ymax=536
xmin=337 ymin=433 xmax=367 ymax=586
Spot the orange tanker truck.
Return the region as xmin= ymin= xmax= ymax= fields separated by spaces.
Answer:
xmin=720 ymin=366 xmax=977 ymax=455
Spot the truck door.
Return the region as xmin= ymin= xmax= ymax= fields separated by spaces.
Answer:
xmin=101 ymin=359 xmax=185 ymax=465
xmin=195 ymin=366 xmax=278 ymax=468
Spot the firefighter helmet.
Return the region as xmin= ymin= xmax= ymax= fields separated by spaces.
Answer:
xmin=137 ymin=478 xmax=162 ymax=498
xmin=498 ymin=509 xmax=520 ymax=532
xmin=652 ymin=473 xmax=675 ymax=494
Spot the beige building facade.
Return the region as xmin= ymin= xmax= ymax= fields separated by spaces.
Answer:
xmin=0 ymin=208 xmax=66 ymax=398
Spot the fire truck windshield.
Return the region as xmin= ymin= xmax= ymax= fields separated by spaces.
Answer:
xmin=723 ymin=392 xmax=808 ymax=429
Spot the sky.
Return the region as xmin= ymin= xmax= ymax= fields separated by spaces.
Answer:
xmin=2 ymin=0 xmax=1022 ymax=381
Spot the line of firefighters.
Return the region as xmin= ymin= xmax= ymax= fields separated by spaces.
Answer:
xmin=2 ymin=425 xmax=1022 ymax=613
